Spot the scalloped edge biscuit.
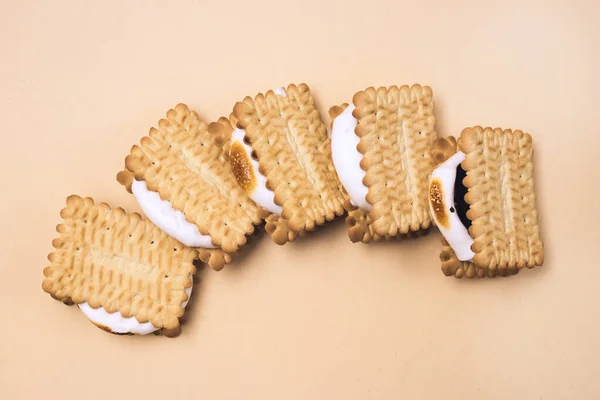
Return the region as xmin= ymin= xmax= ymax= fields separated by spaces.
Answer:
xmin=459 ymin=126 xmax=544 ymax=271
xmin=432 ymin=137 xmax=514 ymax=279
xmin=42 ymin=195 xmax=197 ymax=333
xmin=431 ymin=130 xmax=543 ymax=278
xmin=117 ymin=104 xmax=263 ymax=255
xmin=230 ymin=83 xmax=349 ymax=244
xmin=331 ymin=84 xmax=437 ymax=242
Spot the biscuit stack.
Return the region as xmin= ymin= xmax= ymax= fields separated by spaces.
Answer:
xmin=42 ymin=83 xmax=544 ymax=336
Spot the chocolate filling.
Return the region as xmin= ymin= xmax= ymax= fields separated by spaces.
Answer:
xmin=453 ymin=164 xmax=471 ymax=230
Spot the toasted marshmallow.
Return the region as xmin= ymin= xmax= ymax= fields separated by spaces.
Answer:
xmin=131 ymin=179 xmax=216 ymax=248
xmin=229 ymin=128 xmax=283 ymax=215
xmin=331 ymin=105 xmax=371 ymax=211
xmin=78 ymin=276 xmax=194 ymax=335
xmin=429 ymin=151 xmax=475 ymax=261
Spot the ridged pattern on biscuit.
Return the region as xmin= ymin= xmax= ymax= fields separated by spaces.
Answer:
xmin=117 ymin=105 xmax=262 ymax=253
xmin=459 ymin=127 xmax=544 ymax=270
xmin=353 ymin=85 xmax=437 ymax=238
xmin=42 ymin=195 xmax=197 ymax=330
xmin=432 ymin=136 xmax=521 ymax=279
xmin=231 ymin=84 xmax=348 ymax=241
xmin=433 ymin=137 xmax=491 ymax=279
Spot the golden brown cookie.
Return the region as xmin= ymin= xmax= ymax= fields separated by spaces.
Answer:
xmin=329 ymin=85 xmax=438 ymax=242
xmin=117 ymin=104 xmax=263 ymax=258
xmin=229 ymin=84 xmax=349 ymax=244
xmin=42 ymin=195 xmax=197 ymax=334
xmin=429 ymin=128 xmax=543 ymax=279
xmin=460 ymin=127 xmax=544 ymax=270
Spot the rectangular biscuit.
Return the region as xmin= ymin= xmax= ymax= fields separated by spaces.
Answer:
xmin=231 ymin=83 xmax=348 ymax=242
xmin=432 ymin=137 xmax=518 ymax=279
xmin=117 ymin=104 xmax=263 ymax=254
xmin=459 ymin=127 xmax=544 ymax=270
xmin=329 ymin=103 xmax=394 ymax=243
xmin=42 ymin=195 xmax=197 ymax=332
xmin=353 ymin=84 xmax=437 ymax=238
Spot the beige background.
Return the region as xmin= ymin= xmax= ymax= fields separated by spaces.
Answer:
xmin=1 ymin=0 xmax=599 ymax=398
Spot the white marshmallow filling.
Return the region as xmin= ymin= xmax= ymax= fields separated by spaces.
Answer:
xmin=227 ymin=87 xmax=289 ymax=216
xmin=229 ymin=128 xmax=282 ymax=216
xmin=131 ymin=179 xmax=217 ymax=248
xmin=78 ymin=275 xmax=194 ymax=335
xmin=428 ymin=151 xmax=475 ymax=262
xmin=330 ymin=104 xmax=371 ymax=211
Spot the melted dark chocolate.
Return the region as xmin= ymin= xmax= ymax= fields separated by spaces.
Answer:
xmin=453 ymin=165 xmax=471 ymax=230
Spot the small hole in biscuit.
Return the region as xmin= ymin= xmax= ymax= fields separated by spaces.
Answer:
xmin=106 ymin=228 xmax=110 ymax=231
xmin=173 ymin=248 xmax=177 ymax=251
xmin=152 ymin=162 xmax=155 ymax=165
xmin=164 ymin=275 xmax=169 ymax=278
xmin=150 ymin=241 xmax=154 ymax=244
xmin=243 ymin=136 xmax=251 ymax=145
